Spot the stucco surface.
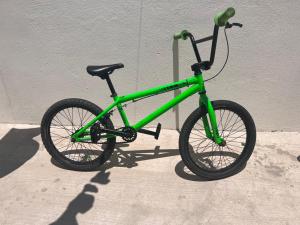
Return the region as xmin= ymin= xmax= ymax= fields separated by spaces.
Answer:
xmin=0 ymin=1 xmax=300 ymax=130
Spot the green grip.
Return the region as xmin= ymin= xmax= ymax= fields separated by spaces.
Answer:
xmin=214 ymin=7 xmax=235 ymax=27
xmin=173 ymin=30 xmax=189 ymax=40
xmin=174 ymin=32 xmax=182 ymax=40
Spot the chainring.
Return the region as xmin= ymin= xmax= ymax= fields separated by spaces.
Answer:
xmin=121 ymin=127 xmax=137 ymax=142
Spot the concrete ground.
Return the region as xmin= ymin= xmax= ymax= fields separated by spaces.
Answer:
xmin=0 ymin=124 xmax=299 ymax=225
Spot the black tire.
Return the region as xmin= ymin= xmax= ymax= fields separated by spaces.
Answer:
xmin=179 ymin=100 xmax=256 ymax=180
xmin=41 ymin=98 xmax=116 ymax=171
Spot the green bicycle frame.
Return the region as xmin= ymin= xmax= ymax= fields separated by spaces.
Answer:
xmin=71 ymin=73 xmax=223 ymax=144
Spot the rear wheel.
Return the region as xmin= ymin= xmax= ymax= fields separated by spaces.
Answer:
xmin=179 ymin=100 xmax=256 ymax=180
xmin=41 ymin=98 xmax=116 ymax=171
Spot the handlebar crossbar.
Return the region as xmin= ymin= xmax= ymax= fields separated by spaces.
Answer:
xmin=173 ymin=7 xmax=238 ymax=72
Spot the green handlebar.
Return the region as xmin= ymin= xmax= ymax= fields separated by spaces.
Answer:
xmin=174 ymin=7 xmax=235 ymax=40
xmin=214 ymin=7 xmax=235 ymax=27
xmin=174 ymin=32 xmax=182 ymax=40
xmin=173 ymin=30 xmax=189 ymax=40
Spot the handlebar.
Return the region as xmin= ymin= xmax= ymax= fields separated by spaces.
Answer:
xmin=214 ymin=7 xmax=235 ymax=27
xmin=173 ymin=27 xmax=220 ymax=68
xmin=173 ymin=7 xmax=239 ymax=73
xmin=174 ymin=30 xmax=189 ymax=40
xmin=174 ymin=7 xmax=236 ymax=41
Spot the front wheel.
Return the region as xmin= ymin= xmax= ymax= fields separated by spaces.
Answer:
xmin=179 ymin=100 xmax=256 ymax=180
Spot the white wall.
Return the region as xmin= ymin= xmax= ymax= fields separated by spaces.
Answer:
xmin=0 ymin=0 xmax=300 ymax=131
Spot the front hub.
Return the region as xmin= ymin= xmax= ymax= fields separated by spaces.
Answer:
xmin=215 ymin=136 xmax=226 ymax=146
xmin=218 ymin=140 xmax=226 ymax=147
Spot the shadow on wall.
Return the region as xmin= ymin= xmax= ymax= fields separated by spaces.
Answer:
xmin=0 ymin=127 xmax=40 ymax=178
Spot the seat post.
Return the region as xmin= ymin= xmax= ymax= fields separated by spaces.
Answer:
xmin=105 ymin=76 xmax=117 ymax=97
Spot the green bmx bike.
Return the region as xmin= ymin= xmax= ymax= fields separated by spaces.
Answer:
xmin=41 ymin=8 xmax=256 ymax=180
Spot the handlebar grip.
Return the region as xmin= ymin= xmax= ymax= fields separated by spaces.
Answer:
xmin=214 ymin=7 xmax=235 ymax=27
xmin=174 ymin=32 xmax=182 ymax=40
xmin=173 ymin=30 xmax=189 ymax=40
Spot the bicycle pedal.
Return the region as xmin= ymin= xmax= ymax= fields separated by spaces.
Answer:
xmin=138 ymin=123 xmax=161 ymax=140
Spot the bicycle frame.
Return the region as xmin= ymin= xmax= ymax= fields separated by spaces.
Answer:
xmin=71 ymin=72 xmax=223 ymax=144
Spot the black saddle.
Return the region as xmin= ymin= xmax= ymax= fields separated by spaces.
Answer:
xmin=87 ymin=63 xmax=124 ymax=79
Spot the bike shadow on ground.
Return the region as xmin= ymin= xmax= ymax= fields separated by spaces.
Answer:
xmin=50 ymin=143 xmax=181 ymax=225
xmin=51 ymin=143 xmax=179 ymax=170
xmin=0 ymin=127 xmax=40 ymax=178
xmin=50 ymin=143 xmax=246 ymax=225
xmin=51 ymin=142 xmax=246 ymax=182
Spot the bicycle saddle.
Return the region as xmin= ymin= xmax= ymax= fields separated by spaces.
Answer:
xmin=87 ymin=63 xmax=124 ymax=79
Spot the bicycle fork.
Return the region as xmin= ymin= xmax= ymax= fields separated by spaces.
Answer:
xmin=199 ymin=93 xmax=225 ymax=146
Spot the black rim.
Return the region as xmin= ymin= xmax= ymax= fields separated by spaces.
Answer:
xmin=188 ymin=108 xmax=247 ymax=171
xmin=49 ymin=106 xmax=107 ymax=164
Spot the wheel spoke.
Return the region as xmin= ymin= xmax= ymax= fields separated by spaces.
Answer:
xmin=52 ymin=116 xmax=72 ymax=135
xmin=188 ymin=106 xmax=247 ymax=171
xmin=48 ymin=104 xmax=113 ymax=164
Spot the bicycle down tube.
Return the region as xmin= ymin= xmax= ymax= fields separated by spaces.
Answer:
xmin=71 ymin=73 xmax=222 ymax=143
